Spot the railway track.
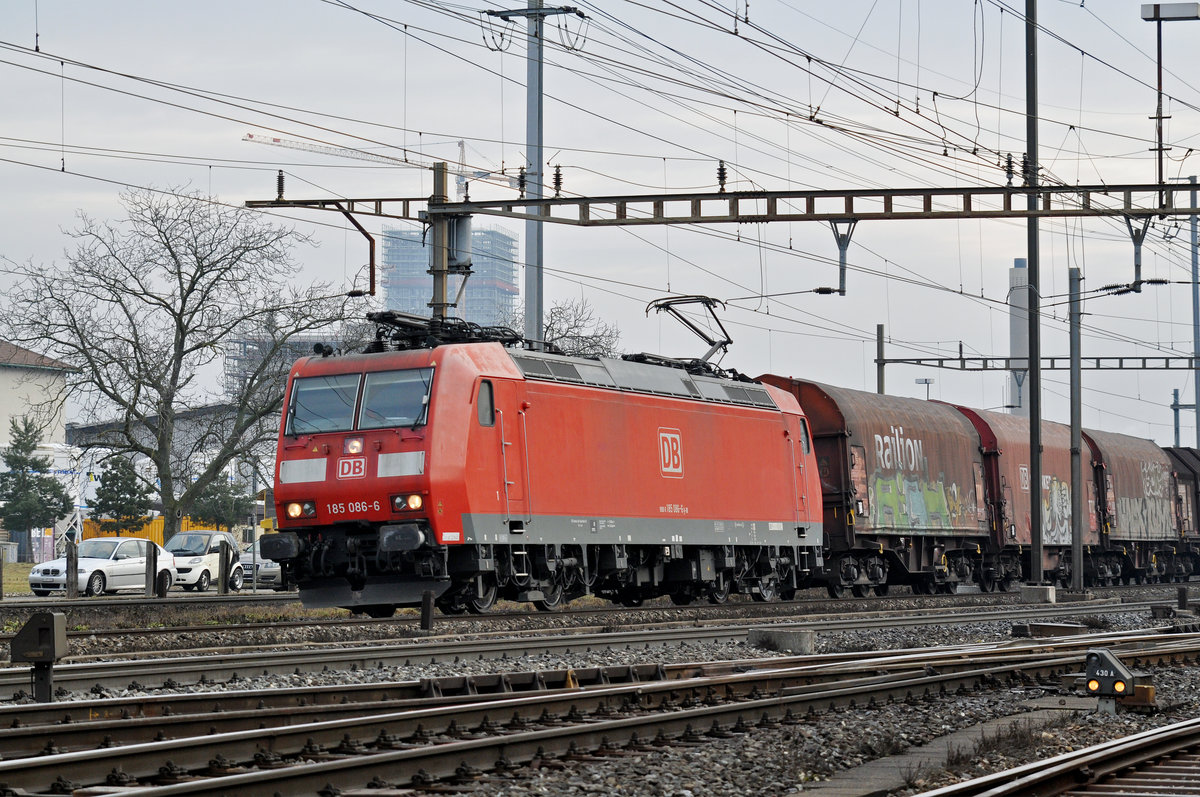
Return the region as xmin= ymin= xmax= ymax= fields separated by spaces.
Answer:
xmin=920 ymin=715 xmax=1200 ymax=796
xmin=0 ymin=599 xmax=1180 ymax=693
xmin=2 ymin=631 xmax=1198 ymax=795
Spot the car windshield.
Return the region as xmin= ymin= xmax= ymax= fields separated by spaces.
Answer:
xmin=78 ymin=539 xmax=118 ymax=559
xmin=166 ymin=533 xmax=210 ymax=556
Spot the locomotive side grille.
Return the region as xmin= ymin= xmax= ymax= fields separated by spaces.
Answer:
xmin=510 ymin=351 xmax=778 ymax=409
xmin=548 ymin=361 xmax=582 ymax=380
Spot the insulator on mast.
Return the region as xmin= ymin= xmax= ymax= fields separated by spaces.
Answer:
xmin=717 ymin=160 xmax=727 ymax=193
xmin=276 ymin=170 xmax=285 ymax=201
xmin=553 ymin=164 xmax=563 ymax=198
xmin=518 ymin=166 xmax=526 ymax=199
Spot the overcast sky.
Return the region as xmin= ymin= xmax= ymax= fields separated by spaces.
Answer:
xmin=2 ymin=1 xmax=1199 ymax=443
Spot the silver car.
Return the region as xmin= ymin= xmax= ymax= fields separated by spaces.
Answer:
xmin=28 ymin=537 xmax=177 ymax=597
xmin=240 ymin=538 xmax=286 ymax=590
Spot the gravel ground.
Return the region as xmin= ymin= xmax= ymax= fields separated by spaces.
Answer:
xmin=16 ymin=603 xmax=1199 ymax=797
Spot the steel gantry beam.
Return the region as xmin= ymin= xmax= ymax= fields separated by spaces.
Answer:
xmin=878 ymin=355 xmax=1199 ymax=371
xmin=248 ymin=182 xmax=1200 ymax=227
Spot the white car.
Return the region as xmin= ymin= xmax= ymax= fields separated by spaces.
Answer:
xmin=240 ymin=538 xmax=287 ymax=590
xmin=29 ymin=537 xmax=177 ymax=597
xmin=164 ymin=530 xmax=244 ymax=592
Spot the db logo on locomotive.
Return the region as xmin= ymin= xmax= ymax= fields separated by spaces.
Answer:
xmin=337 ymin=457 xmax=367 ymax=479
xmin=659 ymin=428 xmax=683 ymax=478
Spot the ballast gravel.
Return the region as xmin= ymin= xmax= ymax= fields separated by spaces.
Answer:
xmin=11 ymin=597 xmax=1200 ymax=796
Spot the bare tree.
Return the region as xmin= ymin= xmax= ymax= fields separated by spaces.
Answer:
xmin=506 ymin=297 xmax=621 ymax=358
xmin=1 ymin=188 xmax=348 ymax=542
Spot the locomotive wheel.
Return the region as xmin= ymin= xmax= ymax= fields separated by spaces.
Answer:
xmin=668 ymin=592 xmax=693 ymax=606
xmin=752 ymin=578 xmax=778 ymax=602
xmin=826 ymin=582 xmax=847 ymax=599
xmin=364 ymin=605 xmax=397 ymax=619
xmin=851 ymin=584 xmax=870 ymax=598
xmin=619 ymin=595 xmax=645 ymax=607
xmin=466 ymin=580 xmax=498 ymax=614
xmin=873 ymin=583 xmax=889 ymax=596
xmin=534 ymin=583 xmax=564 ymax=611
xmin=707 ymin=576 xmax=731 ymax=604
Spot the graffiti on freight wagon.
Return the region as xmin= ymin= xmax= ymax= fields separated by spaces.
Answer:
xmin=1114 ymin=461 xmax=1173 ymax=540
xmin=857 ymin=426 xmax=983 ymax=532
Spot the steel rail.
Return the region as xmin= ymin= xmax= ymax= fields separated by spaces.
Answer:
xmin=0 ymin=600 xmax=1181 ymax=694
xmin=918 ymin=716 xmax=1200 ymax=796
xmin=2 ymin=635 xmax=1198 ymax=793
xmin=0 ymin=647 xmax=1089 ymax=793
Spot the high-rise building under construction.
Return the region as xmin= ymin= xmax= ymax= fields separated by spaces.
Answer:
xmin=380 ymin=224 xmax=519 ymax=327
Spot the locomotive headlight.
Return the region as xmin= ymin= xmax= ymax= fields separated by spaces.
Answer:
xmin=391 ymin=494 xmax=423 ymax=512
xmin=286 ymin=501 xmax=317 ymax=518
xmin=344 ymin=436 xmax=364 ymax=455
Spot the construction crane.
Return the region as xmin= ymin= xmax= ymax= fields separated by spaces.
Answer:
xmin=242 ymin=133 xmax=517 ymax=200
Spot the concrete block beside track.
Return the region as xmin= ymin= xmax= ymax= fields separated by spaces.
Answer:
xmin=748 ymin=629 xmax=816 ymax=654
xmin=1020 ymin=584 xmax=1056 ymax=603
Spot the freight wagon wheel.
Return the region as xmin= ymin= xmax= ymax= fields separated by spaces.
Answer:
xmin=978 ymin=570 xmax=996 ymax=593
xmin=850 ymin=584 xmax=870 ymax=598
xmin=873 ymin=583 xmax=889 ymax=596
xmin=534 ymin=583 xmax=564 ymax=611
xmin=826 ymin=582 xmax=847 ymax=599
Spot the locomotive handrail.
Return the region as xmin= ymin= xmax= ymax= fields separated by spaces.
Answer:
xmin=496 ymin=408 xmax=514 ymax=526
xmin=519 ymin=407 xmax=534 ymax=526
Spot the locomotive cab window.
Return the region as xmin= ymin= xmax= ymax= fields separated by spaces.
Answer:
xmin=477 ymin=380 xmax=495 ymax=426
xmin=287 ymin=373 xmax=361 ymax=435
xmin=799 ymin=419 xmax=812 ymax=454
xmin=359 ymin=368 xmax=434 ymax=429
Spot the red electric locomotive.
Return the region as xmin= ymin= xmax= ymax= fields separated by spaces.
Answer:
xmin=265 ymin=313 xmax=824 ymax=616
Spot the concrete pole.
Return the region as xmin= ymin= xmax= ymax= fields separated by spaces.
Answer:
xmin=876 ymin=324 xmax=885 ymax=394
xmin=1070 ymin=268 xmax=1083 ymax=592
xmin=1026 ymin=0 xmax=1044 ymax=585
xmin=523 ymin=0 xmax=545 ymax=344
xmin=1191 ymin=177 xmax=1199 ymax=445
xmin=430 ymin=163 xmax=449 ymax=320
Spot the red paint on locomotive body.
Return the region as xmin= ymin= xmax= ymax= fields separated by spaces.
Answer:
xmin=273 ymin=341 xmax=824 ymax=612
